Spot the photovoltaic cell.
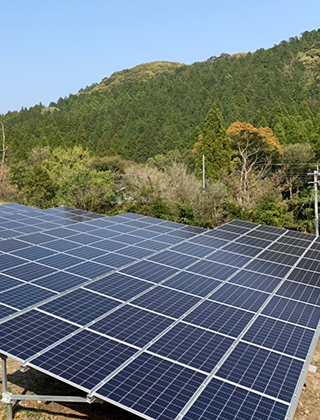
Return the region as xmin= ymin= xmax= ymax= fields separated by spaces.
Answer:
xmin=0 ymin=283 xmax=56 ymax=309
xmin=33 ymin=271 xmax=87 ymax=292
xmin=0 ymin=310 xmax=78 ymax=360
xmin=163 ymin=272 xmax=222 ymax=297
xmin=183 ymin=377 xmax=289 ymax=420
xmin=243 ymin=315 xmax=315 ymax=359
xmin=277 ymin=281 xmax=320 ymax=306
xmin=120 ymin=260 xmax=179 ymax=283
xmin=216 ymin=342 xmax=303 ymax=402
xmin=262 ymin=296 xmax=320 ymax=329
xmin=288 ymin=268 xmax=320 ymax=287
xmin=90 ymin=305 xmax=174 ymax=347
xmin=96 ymin=353 xmax=206 ymax=420
xmin=132 ymin=286 xmax=200 ymax=318
xmin=3 ymin=262 xmax=57 ymax=282
xmin=209 ymin=283 xmax=269 ymax=312
xmin=0 ymin=304 xmax=16 ymax=320
xmin=0 ymin=274 xmax=24 ymax=292
xmin=85 ymin=272 xmax=152 ymax=301
xmin=188 ymin=260 xmax=238 ymax=280
xmin=184 ymin=300 xmax=254 ymax=337
xmin=31 ymin=330 xmax=138 ymax=391
xmin=229 ymin=270 xmax=281 ymax=293
xmin=149 ymin=322 xmax=234 ymax=372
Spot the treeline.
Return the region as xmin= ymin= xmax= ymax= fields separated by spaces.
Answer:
xmin=0 ymin=103 xmax=317 ymax=233
xmin=2 ymin=29 xmax=320 ymax=165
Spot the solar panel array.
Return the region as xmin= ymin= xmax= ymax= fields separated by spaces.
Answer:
xmin=1 ymin=203 xmax=320 ymax=420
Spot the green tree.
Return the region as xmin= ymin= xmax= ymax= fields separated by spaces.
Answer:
xmin=193 ymin=104 xmax=232 ymax=180
xmin=22 ymin=165 xmax=56 ymax=208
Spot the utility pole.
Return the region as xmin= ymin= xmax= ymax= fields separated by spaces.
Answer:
xmin=308 ymin=166 xmax=319 ymax=236
xmin=202 ymin=154 xmax=205 ymax=191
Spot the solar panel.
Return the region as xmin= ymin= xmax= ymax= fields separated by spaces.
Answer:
xmin=1 ymin=204 xmax=320 ymax=420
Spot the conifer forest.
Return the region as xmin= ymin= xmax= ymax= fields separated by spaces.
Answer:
xmin=1 ymin=29 xmax=320 ymax=232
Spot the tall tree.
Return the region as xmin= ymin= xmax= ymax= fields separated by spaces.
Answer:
xmin=193 ymin=104 xmax=232 ymax=180
xmin=227 ymin=122 xmax=282 ymax=208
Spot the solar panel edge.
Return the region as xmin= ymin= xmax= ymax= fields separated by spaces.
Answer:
xmin=285 ymin=319 xmax=320 ymax=420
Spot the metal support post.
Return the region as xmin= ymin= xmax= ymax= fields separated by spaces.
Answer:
xmin=308 ymin=167 xmax=319 ymax=236
xmin=202 ymin=154 xmax=205 ymax=191
xmin=1 ymin=354 xmax=13 ymax=420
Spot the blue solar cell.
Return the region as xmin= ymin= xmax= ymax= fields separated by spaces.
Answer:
xmin=167 ymin=229 xmax=198 ymax=239
xmin=132 ymin=286 xmax=200 ymax=318
xmin=0 ymin=254 xmax=26 ymax=270
xmin=0 ymin=310 xmax=77 ymax=359
xmin=259 ymin=249 xmax=299 ymax=266
xmin=33 ymin=271 xmax=87 ymax=292
xmin=113 ymin=234 xmax=143 ymax=245
xmin=66 ymin=245 xmax=106 ymax=259
xmin=209 ymin=283 xmax=269 ymax=311
xmin=262 ymin=296 xmax=320 ymax=329
xmin=21 ymin=232 xmax=56 ymax=244
xmin=171 ymin=242 xmax=213 ymax=258
xmin=269 ymin=242 xmax=305 ymax=256
xmin=0 ymin=284 xmax=56 ymax=309
xmin=136 ymin=239 xmax=168 ymax=251
xmin=124 ymin=220 xmax=150 ymax=228
xmin=188 ymin=260 xmax=238 ymax=280
xmin=43 ymin=239 xmax=80 ymax=252
xmin=216 ymin=342 xmax=303 ymax=402
xmin=184 ymin=300 xmax=254 ymax=337
xmin=246 ymin=259 xmax=291 ymax=278
xmin=190 ymin=235 xmax=228 ymax=249
xmin=0 ymin=230 xmax=22 ymax=239
xmin=116 ymin=246 xmax=154 ymax=259
xmin=0 ymin=238 xmax=30 ymax=252
xmin=230 ymin=270 xmax=281 ymax=293
xmin=66 ymin=233 xmax=101 ymax=245
xmin=223 ymin=241 xmax=262 ymax=257
xmin=0 ymin=274 xmax=24 ymax=292
xmin=278 ymin=236 xmax=311 ymax=248
xmin=277 ymin=281 xmax=320 ymax=306
xmin=92 ymin=239 xmax=126 ymax=252
xmin=65 ymin=261 xmax=113 ymax=279
xmin=163 ymin=272 xmax=221 ymax=297
xmin=11 ymin=245 xmax=56 ymax=261
xmin=109 ymin=224 xmax=138 ymax=234
xmin=96 ymin=353 xmax=206 ymax=420
xmin=31 ymin=330 xmax=138 ymax=391
xmin=83 ymin=228 xmax=120 ymax=239
xmin=235 ymin=235 xmax=271 ymax=248
xmin=206 ymin=250 xmax=251 ymax=268
xmin=4 ymin=262 xmax=57 ymax=282
xmin=184 ymin=377 xmax=289 ymax=420
xmin=148 ymin=250 xmax=199 ymax=270
xmin=151 ymin=234 xmax=182 ymax=245
xmin=38 ymin=254 xmax=85 ymax=270
xmin=0 ymin=304 xmax=16 ymax=320
xmin=90 ymin=305 xmax=173 ymax=347
xmin=145 ymin=225 xmax=174 ymax=234
xmin=93 ymin=253 xmax=136 ymax=268
xmin=288 ymin=267 xmax=320 ymax=287
xmin=120 ymin=260 xmax=179 ymax=283
xmin=204 ymin=229 xmax=239 ymax=241
xmin=243 ymin=316 xmax=315 ymax=359
xmin=126 ymin=229 xmax=159 ymax=239
xmin=46 ymin=227 xmax=77 ymax=238
xmin=40 ymin=288 xmax=120 ymax=324
xmin=85 ymin=272 xmax=152 ymax=300
xmin=149 ymin=323 xmax=234 ymax=372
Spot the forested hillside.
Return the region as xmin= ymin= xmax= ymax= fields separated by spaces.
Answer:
xmin=2 ymin=29 xmax=320 ymax=163
xmin=1 ymin=29 xmax=320 ymax=232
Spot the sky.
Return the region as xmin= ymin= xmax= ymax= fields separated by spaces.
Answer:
xmin=1 ymin=0 xmax=320 ymax=115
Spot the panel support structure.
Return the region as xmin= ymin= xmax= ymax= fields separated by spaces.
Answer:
xmin=1 ymin=354 xmax=13 ymax=420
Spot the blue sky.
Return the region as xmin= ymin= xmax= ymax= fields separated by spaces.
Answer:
xmin=1 ymin=0 xmax=319 ymax=115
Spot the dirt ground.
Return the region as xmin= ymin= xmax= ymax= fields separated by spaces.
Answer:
xmin=1 ymin=341 xmax=320 ymax=420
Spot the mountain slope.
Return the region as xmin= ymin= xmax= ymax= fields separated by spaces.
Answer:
xmin=3 ymin=29 xmax=320 ymax=163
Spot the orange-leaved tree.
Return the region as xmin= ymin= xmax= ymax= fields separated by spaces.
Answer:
xmin=227 ymin=122 xmax=282 ymax=208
